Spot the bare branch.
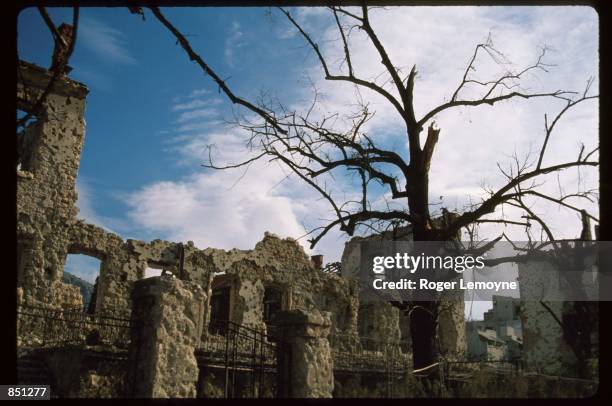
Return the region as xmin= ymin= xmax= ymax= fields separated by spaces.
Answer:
xmin=201 ymin=150 xmax=268 ymax=170
xmin=537 ymin=92 xmax=598 ymax=169
xmin=419 ymin=90 xmax=573 ymax=128
xmin=447 ymin=159 xmax=597 ymax=238
xmin=308 ymin=209 xmax=414 ymax=248
xmin=277 ymin=7 xmax=407 ymax=120
xmin=331 ymin=7 xmax=353 ymax=77
xmin=422 ymin=122 xmax=440 ymax=173
xmin=474 ymin=219 xmax=531 ymax=227
xmin=38 ymin=6 xmax=65 ymax=48
xmin=150 ymin=6 xmax=288 ymax=137
xmin=360 ymin=6 xmax=417 ymax=129
xmin=17 ymin=7 xmax=79 ymax=130
xmin=519 ymin=190 xmax=599 ymax=222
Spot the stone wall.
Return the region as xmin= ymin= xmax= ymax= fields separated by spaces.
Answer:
xmin=127 ymin=276 xmax=206 ymax=398
xmin=17 ymin=61 xmax=217 ymax=320
xmin=17 ymin=61 xmax=89 ymax=309
xmin=518 ymin=260 xmax=579 ymax=376
xmin=276 ymin=309 xmax=334 ymax=398
xmin=203 ymin=232 xmax=359 ymax=339
xmin=19 ymin=346 xmax=129 ymax=398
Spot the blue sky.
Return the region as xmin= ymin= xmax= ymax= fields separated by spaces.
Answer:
xmin=18 ymin=6 xmax=598 ymax=320
xmin=18 ymin=7 xmax=309 ymax=229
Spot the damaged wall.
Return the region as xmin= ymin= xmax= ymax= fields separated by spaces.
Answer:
xmin=341 ymin=230 xmax=466 ymax=358
xmin=17 ymin=61 xmax=89 ymax=309
xmin=16 ymin=62 xmax=356 ymax=347
xmin=518 ymin=259 xmax=598 ymax=377
xmin=203 ymin=232 xmax=360 ymax=339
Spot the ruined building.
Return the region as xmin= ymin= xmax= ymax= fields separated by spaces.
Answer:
xmin=340 ymin=229 xmax=467 ymax=361
xmin=17 ymin=60 xmax=464 ymax=398
xmin=16 ymin=60 xmax=597 ymax=398
xmin=466 ymin=295 xmax=523 ymax=362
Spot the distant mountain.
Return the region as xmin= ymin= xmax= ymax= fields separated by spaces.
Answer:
xmin=62 ymin=271 xmax=94 ymax=307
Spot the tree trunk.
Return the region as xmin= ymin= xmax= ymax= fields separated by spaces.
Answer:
xmin=409 ymin=301 xmax=438 ymax=370
xmin=405 ymin=153 xmax=444 ymax=384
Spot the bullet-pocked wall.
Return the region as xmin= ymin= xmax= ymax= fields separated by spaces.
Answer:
xmin=203 ymin=233 xmax=360 ymax=339
xmin=17 ymin=61 xmax=89 ymax=309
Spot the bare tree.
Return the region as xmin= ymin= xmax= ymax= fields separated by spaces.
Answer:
xmin=147 ymin=6 xmax=598 ymax=373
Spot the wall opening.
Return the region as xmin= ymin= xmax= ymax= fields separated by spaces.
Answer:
xmin=144 ymin=260 xmax=174 ymax=279
xmin=16 ymin=109 xmax=39 ymax=172
xmin=357 ymin=304 xmax=373 ymax=339
xmin=263 ymin=286 xmax=283 ymax=325
xmin=209 ymin=285 xmax=231 ymax=336
xmin=209 ymin=275 xmax=233 ymax=335
xmin=64 ymin=254 xmax=101 ymax=312
xmin=210 ymin=286 xmax=231 ymax=323
xmin=144 ymin=267 xmax=163 ymax=279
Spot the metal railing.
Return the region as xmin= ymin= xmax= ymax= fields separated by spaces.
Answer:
xmin=322 ymin=262 xmax=342 ymax=274
xmin=444 ymin=359 xmax=522 ymax=375
xmin=330 ymin=333 xmax=411 ymax=397
xmin=329 ymin=333 xmax=411 ymax=373
xmin=17 ymin=304 xmax=134 ymax=349
xmin=200 ymin=319 xmax=278 ymax=368
xmin=197 ymin=319 xmax=283 ymax=398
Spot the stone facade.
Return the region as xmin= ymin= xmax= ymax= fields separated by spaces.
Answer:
xmin=203 ymin=233 xmax=360 ymax=343
xmin=466 ymin=295 xmax=523 ymax=361
xmin=18 ymin=346 xmax=129 ymax=398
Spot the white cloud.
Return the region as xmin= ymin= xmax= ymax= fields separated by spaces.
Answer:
xmin=79 ymin=17 xmax=136 ymax=65
xmin=126 ymin=113 xmax=350 ymax=260
xmin=126 ymin=86 xmax=351 ymax=261
xmin=124 ymin=6 xmax=598 ymax=270
xmin=124 ymin=140 xmax=315 ymax=254
xmin=224 ymin=20 xmax=244 ymax=67
xmin=188 ymin=88 xmax=212 ymax=98
xmin=176 ymin=108 xmax=219 ymax=123
xmin=76 ymin=178 xmax=109 ymax=229
xmin=76 ymin=178 xmax=129 ymax=236
xmin=171 ymin=98 xmax=223 ymax=112
xmin=287 ymin=6 xmax=599 ymax=242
